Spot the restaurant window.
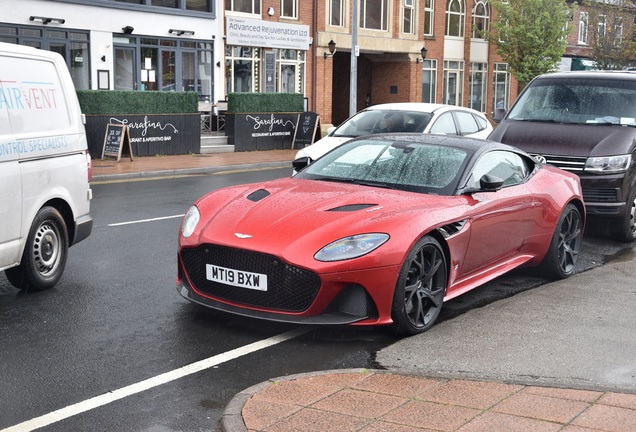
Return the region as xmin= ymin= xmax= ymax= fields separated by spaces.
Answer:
xmin=492 ymin=62 xmax=510 ymax=110
xmin=402 ymin=0 xmax=415 ymax=34
xmin=281 ymin=0 xmax=298 ymax=19
xmin=469 ymin=62 xmax=487 ymax=112
xmin=422 ymin=59 xmax=437 ymax=103
xmin=278 ymin=49 xmax=305 ymax=93
xmin=226 ymin=0 xmax=261 ymax=14
xmin=225 ymin=46 xmax=261 ymax=94
xmin=443 ymin=60 xmax=464 ymax=106
xmin=0 ymin=24 xmax=90 ymax=89
xmin=330 ymin=0 xmax=345 ymax=26
xmin=445 ymin=0 xmax=465 ymax=37
xmin=424 ymin=0 xmax=434 ymax=36
xmin=361 ymin=0 xmax=389 ymax=31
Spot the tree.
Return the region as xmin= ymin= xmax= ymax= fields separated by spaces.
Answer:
xmin=485 ymin=0 xmax=575 ymax=89
xmin=584 ymin=0 xmax=636 ymax=70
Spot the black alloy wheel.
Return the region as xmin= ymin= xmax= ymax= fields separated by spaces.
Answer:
xmin=539 ymin=203 xmax=583 ymax=280
xmin=392 ymin=236 xmax=448 ymax=335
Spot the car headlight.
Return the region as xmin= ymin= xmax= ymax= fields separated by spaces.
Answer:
xmin=314 ymin=233 xmax=389 ymax=262
xmin=181 ymin=205 xmax=200 ymax=238
xmin=585 ymin=154 xmax=631 ymax=173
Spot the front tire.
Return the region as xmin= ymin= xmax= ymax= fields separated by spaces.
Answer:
xmin=538 ymin=203 xmax=583 ymax=280
xmin=609 ymin=187 xmax=636 ymax=242
xmin=4 ymin=207 xmax=69 ymax=291
xmin=391 ymin=236 xmax=448 ymax=335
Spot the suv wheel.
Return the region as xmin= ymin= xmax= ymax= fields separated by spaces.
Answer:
xmin=610 ymin=187 xmax=636 ymax=242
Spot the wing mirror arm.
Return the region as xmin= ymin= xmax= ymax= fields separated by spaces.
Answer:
xmin=458 ymin=174 xmax=504 ymax=195
xmin=292 ymin=156 xmax=312 ymax=171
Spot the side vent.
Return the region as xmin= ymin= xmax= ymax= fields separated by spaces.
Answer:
xmin=328 ymin=204 xmax=378 ymax=212
xmin=246 ymin=189 xmax=270 ymax=202
xmin=437 ymin=220 xmax=467 ymax=238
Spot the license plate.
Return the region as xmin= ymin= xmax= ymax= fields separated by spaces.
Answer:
xmin=206 ymin=264 xmax=268 ymax=291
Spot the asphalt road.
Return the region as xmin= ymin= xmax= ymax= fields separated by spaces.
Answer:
xmin=1 ymin=167 xmax=634 ymax=431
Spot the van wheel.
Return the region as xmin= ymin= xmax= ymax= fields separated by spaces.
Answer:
xmin=609 ymin=187 xmax=636 ymax=242
xmin=4 ymin=207 xmax=68 ymax=291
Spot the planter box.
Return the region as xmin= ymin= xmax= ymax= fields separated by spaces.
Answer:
xmin=85 ymin=113 xmax=200 ymax=157
xmin=227 ymin=113 xmax=300 ymax=152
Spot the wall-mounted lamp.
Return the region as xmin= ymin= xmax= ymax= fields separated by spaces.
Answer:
xmin=101 ymin=55 xmax=106 ymax=62
xmin=416 ymin=46 xmax=428 ymax=64
xmin=324 ymin=39 xmax=336 ymax=59
xmin=122 ymin=26 xmax=134 ymax=34
xmin=29 ymin=16 xmax=65 ymax=25
xmin=169 ymin=29 xmax=195 ymax=36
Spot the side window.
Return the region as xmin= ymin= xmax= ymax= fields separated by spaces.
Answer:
xmin=468 ymin=151 xmax=530 ymax=189
xmin=429 ymin=112 xmax=458 ymax=135
xmin=454 ymin=111 xmax=479 ymax=135
xmin=473 ymin=113 xmax=488 ymax=131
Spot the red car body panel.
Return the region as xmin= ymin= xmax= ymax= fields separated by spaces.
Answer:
xmin=177 ymin=158 xmax=583 ymax=327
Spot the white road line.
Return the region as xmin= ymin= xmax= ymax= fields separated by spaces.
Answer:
xmin=2 ymin=328 xmax=310 ymax=432
xmin=108 ymin=214 xmax=185 ymax=227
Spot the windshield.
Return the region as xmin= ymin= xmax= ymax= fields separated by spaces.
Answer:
xmin=508 ymin=77 xmax=636 ymax=126
xmin=333 ymin=109 xmax=433 ymax=137
xmin=295 ymin=137 xmax=469 ymax=195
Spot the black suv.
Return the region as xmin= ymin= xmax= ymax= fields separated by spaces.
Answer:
xmin=489 ymin=71 xmax=636 ymax=242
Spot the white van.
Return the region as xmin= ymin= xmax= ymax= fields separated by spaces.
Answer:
xmin=0 ymin=42 xmax=93 ymax=291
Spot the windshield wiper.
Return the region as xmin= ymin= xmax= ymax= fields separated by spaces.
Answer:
xmin=318 ymin=177 xmax=396 ymax=189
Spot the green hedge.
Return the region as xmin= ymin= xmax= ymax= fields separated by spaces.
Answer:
xmin=227 ymin=92 xmax=304 ymax=113
xmin=76 ymin=90 xmax=198 ymax=115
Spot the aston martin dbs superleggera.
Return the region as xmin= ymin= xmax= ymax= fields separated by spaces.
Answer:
xmin=177 ymin=134 xmax=584 ymax=335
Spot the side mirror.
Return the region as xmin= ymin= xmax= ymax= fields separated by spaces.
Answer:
xmin=292 ymin=157 xmax=312 ymax=171
xmin=480 ymin=174 xmax=504 ymax=191
xmin=492 ymin=108 xmax=507 ymax=123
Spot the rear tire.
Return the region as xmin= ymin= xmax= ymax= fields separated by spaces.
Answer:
xmin=538 ymin=203 xmax=583 ymax=280
xmin=4 ymin=207 xmax=68 ymax=291
xmin=609 ymin=187 xmax=636 ymax=242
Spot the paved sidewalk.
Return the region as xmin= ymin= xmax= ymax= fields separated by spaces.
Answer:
xmin=91 ymin=151 xmax=636 ymax=432
xmin=225 ymin=369 xmax=636 ymax=432
xmin=91 ymin=149 xmax=297 ymax=181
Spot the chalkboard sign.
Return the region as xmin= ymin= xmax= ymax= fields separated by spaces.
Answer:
xmin=292 ymin=112 xmax=321 ymax=149
xmin=101 ymin=124 xmax=133 ymax=162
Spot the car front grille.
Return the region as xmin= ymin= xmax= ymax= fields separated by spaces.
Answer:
xmin=180 ymin=245 xmax=321 ymax=312
xmin=532 ymin=154 xmax=587 ymax=172
xmin=583 ymin=188 xmax=620 ymax=203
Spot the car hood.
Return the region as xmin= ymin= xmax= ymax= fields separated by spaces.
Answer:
xmin=489 ymin=120 xmax=636 ymax=156
xmin=295 ymin=136 xmax=352 ymax=160
xmin=185 ymin=177 xmax=468 ymax=269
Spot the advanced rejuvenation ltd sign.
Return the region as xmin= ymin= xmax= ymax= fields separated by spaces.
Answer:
xmin=226 ymin=16 xmax=310 ymax=51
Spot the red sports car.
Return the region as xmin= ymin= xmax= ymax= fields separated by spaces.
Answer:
xmin=177 ymin=134 xmax=584 ymax=335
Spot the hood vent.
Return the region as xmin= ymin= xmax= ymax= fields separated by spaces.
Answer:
xmin=328 ymin=204 xmax=378 ymax=212
xmin=246 ymin=189 xmax=270 ymax=202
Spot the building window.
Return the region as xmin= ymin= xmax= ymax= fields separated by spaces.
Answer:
xmin=361 ymin=0 xmax=389 ymax=31
xmin=112 ymin=0 xmax=212 ymax=12
xmin=402 ymin=0 xmax=415 ymax=34
xmin=281 ymin=0 xmax=297 ymax=19
xmin=443 ymin=60 xmax=464 ymax=106
xmin=445 ymin=0 xmax=465 ymax=37
xmin=278 ymin=49 xmax=305 ymax=93
xmin=422 ymin=59 xmax=438 ymax=103
xmin=492 ymin=63 xmax=510 ymax=110
xmin=0 ymin=24 xmax=90 ymax=90
xmin=469 ymin=62 xmax=487 ymax=112
xmin=225 ymin=46 xmax=260 ymax=94
xmin=472 ymin=0 xmax=489 ymax=39
xmin=578 ymin=12 xmax=588 ymax=45
xmin=613 ymin=17 xmax=623 ymax=47
xmin=186 ymin=0 xmax=211 ymax=12
xmin=226 ymin=0 xmax=261 ymax=14
xmin=597 ymin=14 xmax=607 ymax=38
xmin=424 ymin=0 xmax=434 ymax=36
xmin=330 ymin=0 xmax=345 ymax=26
